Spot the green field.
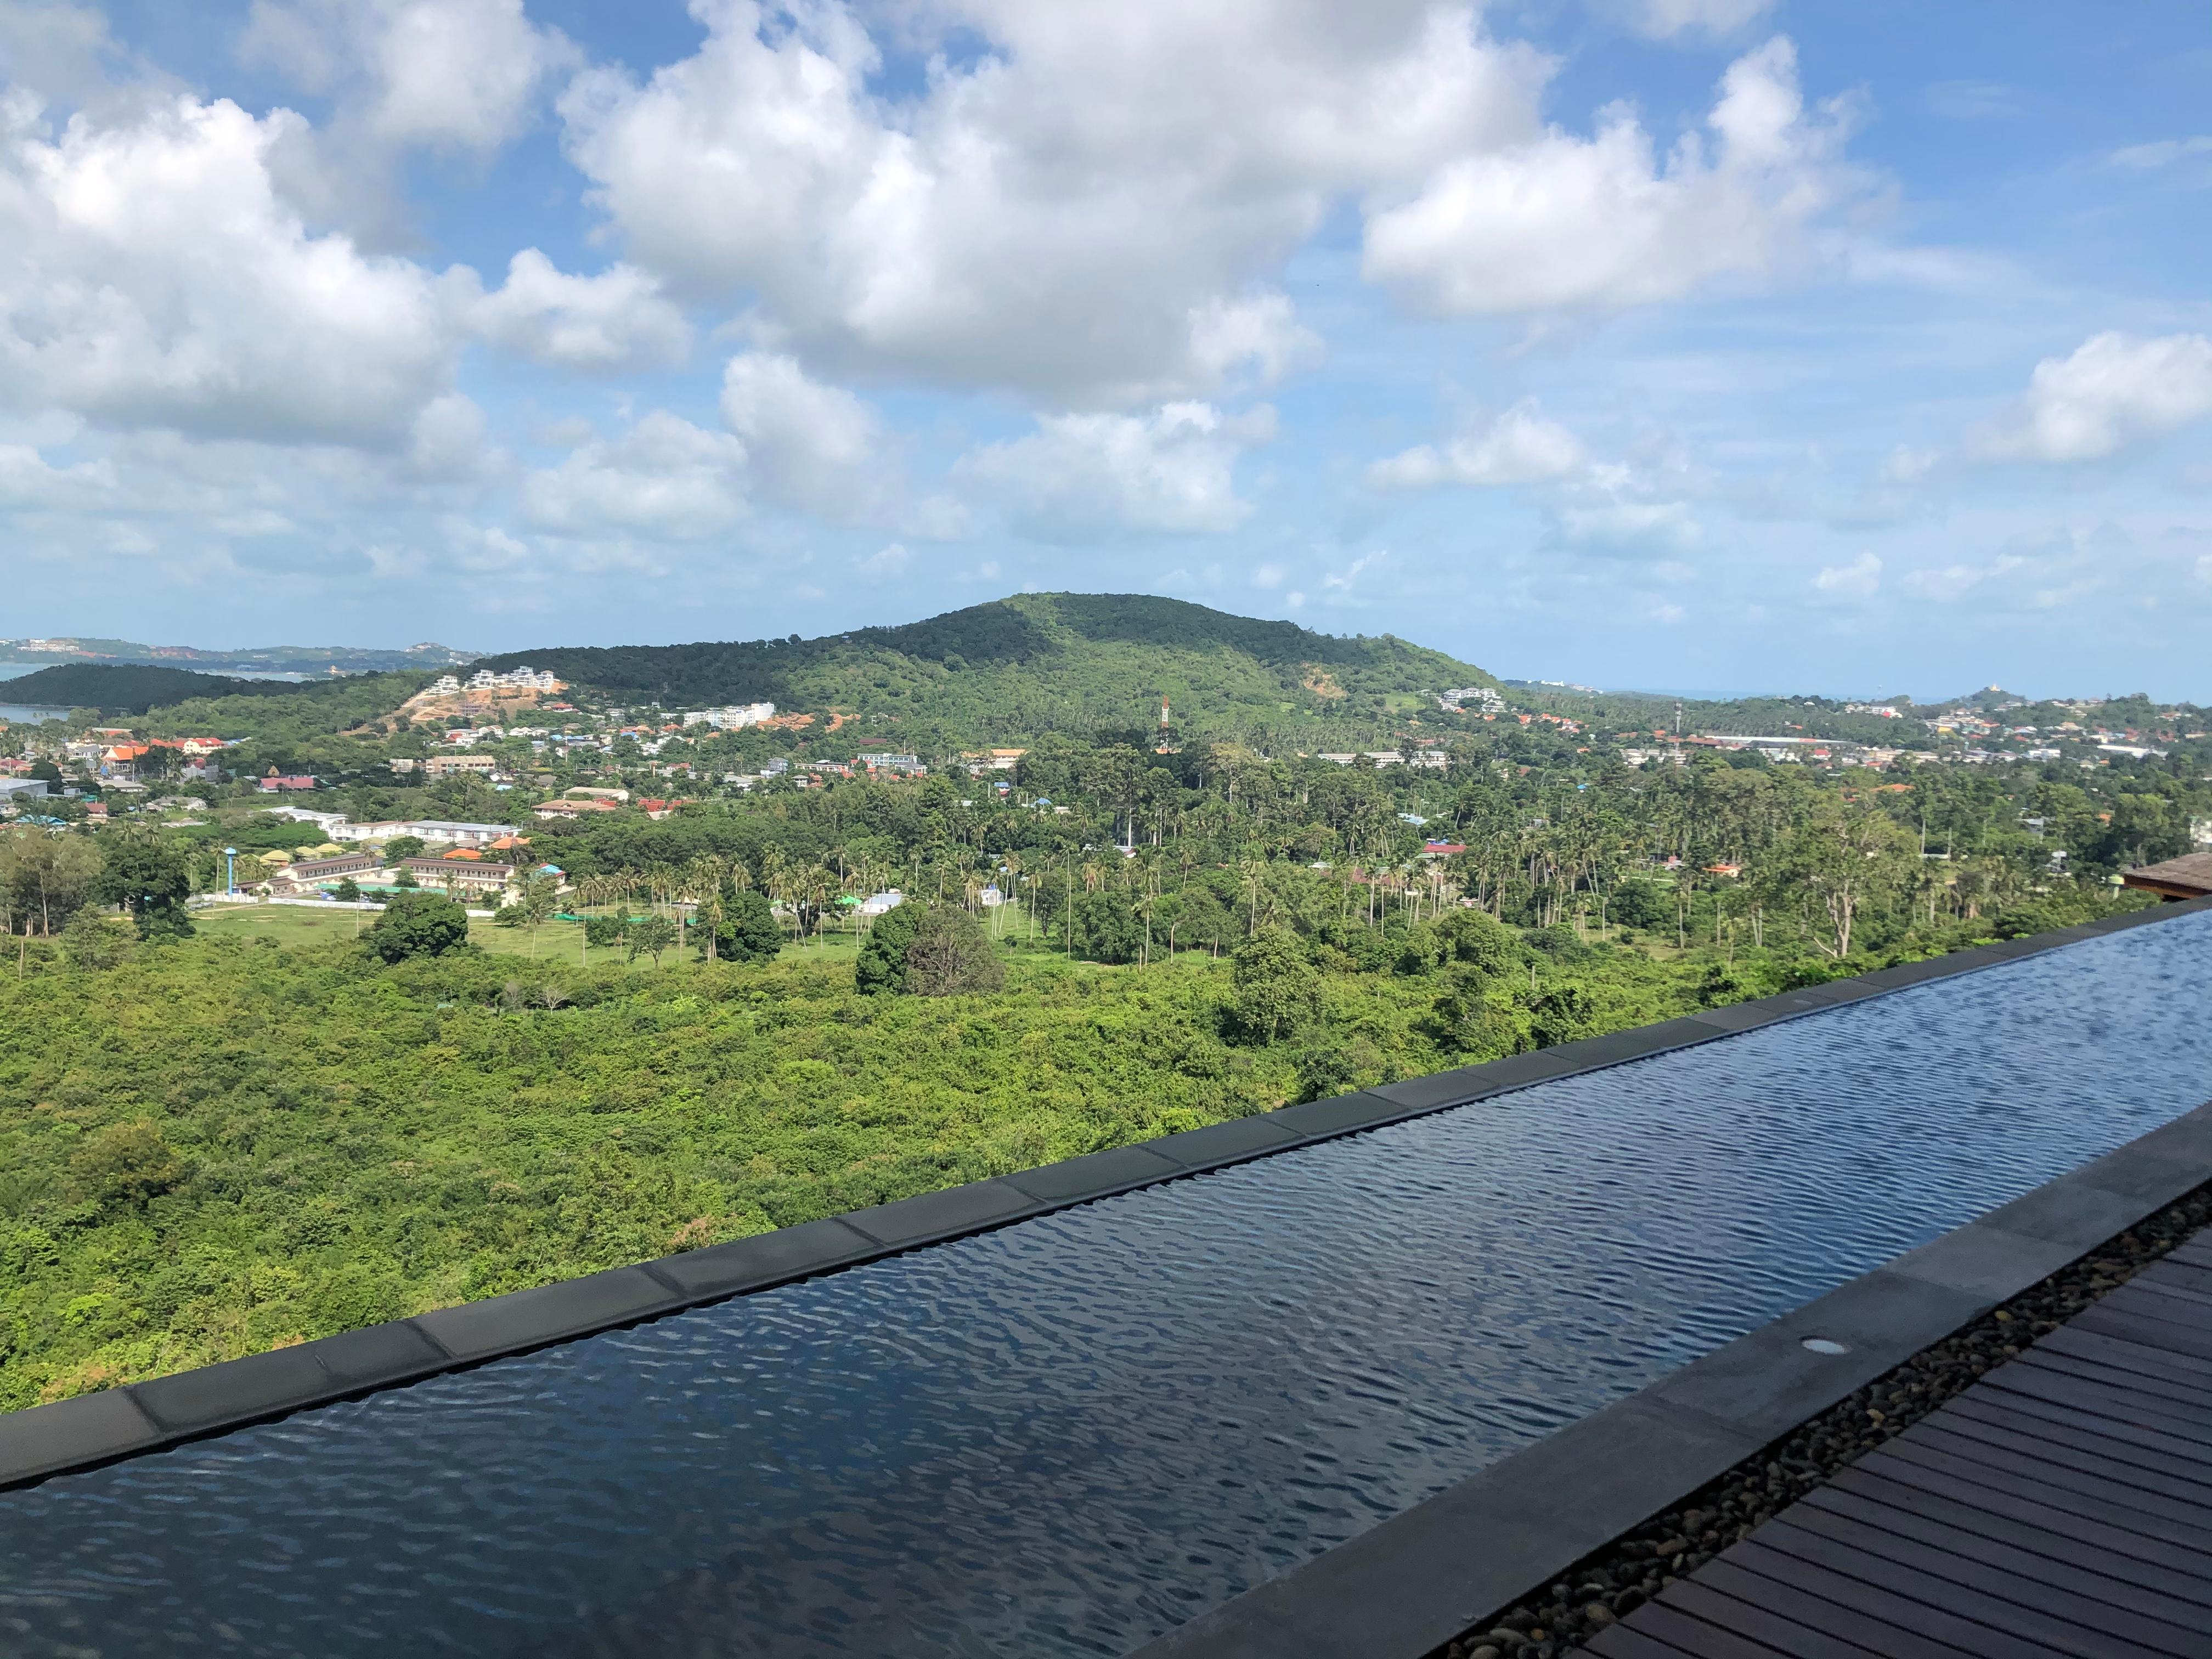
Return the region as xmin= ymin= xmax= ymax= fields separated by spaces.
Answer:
xmin=193 ymin=904 xmax=673 ymax=968
xmin=190 ymin=902 xmax=919 ymax=967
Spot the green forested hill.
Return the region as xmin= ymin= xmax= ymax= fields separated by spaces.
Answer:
xmin=3 ymin=663 xmax=430 ymax=733
xmin=479 ymin=593 xmax=1497 ymax=747
xmin=1 ymin=663 xmax=304 ymax=713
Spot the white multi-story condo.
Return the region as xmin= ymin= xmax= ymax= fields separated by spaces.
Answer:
xmin=681 ymin=702 xmax=777 ymax=729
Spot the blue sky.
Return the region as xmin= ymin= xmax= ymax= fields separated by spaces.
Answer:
xmin=0 ymin=0 xmax=2206 ymax=698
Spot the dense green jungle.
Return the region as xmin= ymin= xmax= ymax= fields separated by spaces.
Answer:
xmin=3 ymin=593 xmax=2207 ymax=1407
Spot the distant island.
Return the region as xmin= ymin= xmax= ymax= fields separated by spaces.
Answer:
xmin=0 ymin=637 xmax=476 ymax=676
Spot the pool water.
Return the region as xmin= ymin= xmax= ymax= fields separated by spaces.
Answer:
xmin=4 ymin=912 xmax=2210 ymax=1657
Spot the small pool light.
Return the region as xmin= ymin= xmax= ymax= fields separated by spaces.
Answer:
xmin=1801 ymin=1338 xmax=1849 ymax=1356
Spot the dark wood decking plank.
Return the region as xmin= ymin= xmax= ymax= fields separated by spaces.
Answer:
xmin=1873 ymin=1432 xmax=2212 ymax=1546
xmin=1720 ymin=1536 xmax=2076 ymax=1659
xmin=1945 ymin=1392 xmax=2212 ymax=1476
xmin=1991 ymin=1365 xmax=2212 ymax=1443
xmin=1982 ymin=1362 xmax=2212 ymax=1444
xmin=1842 ymin=1456 xmax=2212 ymax=1583
xmin=2141 ymin=1274 xmax=2212 ymax=1309
xmin=1585 ymin=1620 xmax=1703 ymax=1659
xmin=2159 ymin=1239 xmax=2212 ymax=1272
xmin=1909 ymin=1415 xmax=2212 ymax=1513
xmin=1757 ymin=1514 xmax=2184 ymax=1659
xmin=1693 ymin=1556 xmax=1989 ymax=1659
xmin=1610 ymin=1598 xmax=1797 ymax=1658
xmin=1658 ymin=1578 xmax=1905 ymax=1659
xmin=2036 ymin=1324 xmax=2212 ymax=1391
xmin=2073 ymin=1304 xmax=2212 ymax=1366
xmin=2128 ymin=1263 xmax=2212 ymax=1306
xmin=1802 ymin=1481 xmax=2212 ymax=1637
xmin=1916 ymin=1407 xmax=2212 ymax=1499
xmin=2084 ymin=1290 xmax=2212 ymax=1339
xmin=2017 ymin=1345 xmax=2212 ymax=1414
xmin=1869 ymin=1437 xmax=2212 ymax=1565
xmin=2107 ymin=1279 xmax=2212 ymax=1325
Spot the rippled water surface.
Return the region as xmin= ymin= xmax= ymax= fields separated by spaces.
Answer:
xmin=7 ymin=914 xmax=2212 ymax=1657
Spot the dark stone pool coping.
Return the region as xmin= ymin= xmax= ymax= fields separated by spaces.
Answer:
xmin=4 ymin=895 xmax=2208 ymax=1497
xmin=1132 ymin=1115 xmax=2212 ymax=1659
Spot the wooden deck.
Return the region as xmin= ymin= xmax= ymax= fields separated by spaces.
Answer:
xmin=1585 ymin=1232 xmax=2212 ymax=1658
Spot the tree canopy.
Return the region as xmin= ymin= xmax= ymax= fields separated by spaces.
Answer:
xmin=901 ymin=906 xmax=1005 ymax=996
xmin=363 ymin=893 xmax=471 ymax=962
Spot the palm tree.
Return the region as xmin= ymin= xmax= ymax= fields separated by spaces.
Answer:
xmin=695 ymin=884 xmax=726 ymax=962
xmin=847 ymin=857 xmax=883 ymax=939
xmin=684 ymin=855 xmax=727 ymax=961
xmin=758 ymin=847 xmax=793 ymax=945
xmin=799 ymin=862 xmax=837 ymax=947
xmin=994 ymin=851 xmax=1023 ymax=939
xmin=1910 ymin=858 xmax=1946 ymax=930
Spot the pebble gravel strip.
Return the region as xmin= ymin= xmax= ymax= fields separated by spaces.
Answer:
xmin=1434 ymin=1178 xmax=2212 ymax=1659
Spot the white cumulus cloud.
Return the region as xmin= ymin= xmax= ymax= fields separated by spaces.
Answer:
xmin=0 ymin=93 xmax=455 ymax=446
xmin=1980 ymin=332 xmax=2212 ymax=464
xmin=467 ymin=249 xmax=690 ymax=371
xmin=853 ymin=542 xmax=909 ymax=581
xmin=719 ymin=349 xmax=885 ymax=515
xmin=2106 ymin=136 xmax=2212 ymax=171
xmin=558 ymin=0 xmax=1549 ymax=403
xmin=1555 ymin=498 xmax=1700 ymax=554
xmin=1903 ymin=555 xmax=2023 ymax=603
xmin=0 ymin=1 xmax=149 ymax=109
xmin=1616 ymin=0 xmax=1774 ymax=40
xmin=1367 ymin=400 xmax=1584 ymax=488
xmin=1814 ymin=551 xmax=1881 ymax=596
xmin=521 ymin=410 xmax=747 ymax=540
xmin=404 ymin=391 xmax=490 ymax=482
xmin=1362 ymin=38 xmax=1863 ymax=315
xmin=0 ymin=440 xmax=114 ymax=506
xmin=239 ymin=0 xmax=575 ymax=154
xmin=1322 ymin=548 xmax=1388 ymax=592
xmin=957 ymin=402 xmax=1272 ymax=540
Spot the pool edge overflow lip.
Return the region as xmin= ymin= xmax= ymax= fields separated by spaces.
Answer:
xmin=3 ymin=893 xmax=2208 ymax=1493
xmin=1130 ymin=1102 xmax=2212 ymax=1659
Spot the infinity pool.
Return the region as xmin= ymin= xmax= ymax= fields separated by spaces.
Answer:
xmin=5 ymin=912 xmax=2211 ymax=1658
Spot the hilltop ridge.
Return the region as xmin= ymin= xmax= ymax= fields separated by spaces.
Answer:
xmin=0 ymin=663 xmax=318 ymax=713
xmin=476 ymin=592 xmax=1498 ymax=747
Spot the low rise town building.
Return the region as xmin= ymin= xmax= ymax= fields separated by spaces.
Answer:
xmin=328 ymin=818 xmax=516 ymax=847
xmin=265 ymin=807 xmax=351 ymax=832
xmin=267 ymin=852 xmax=380 ymax=895
xmin=533 ymin=797 xmax=620 ymax=819
xmin=422 ymin=753 xmax=500 ymax=777
xmin=399 ymin=855 xmax=518 ymax=896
